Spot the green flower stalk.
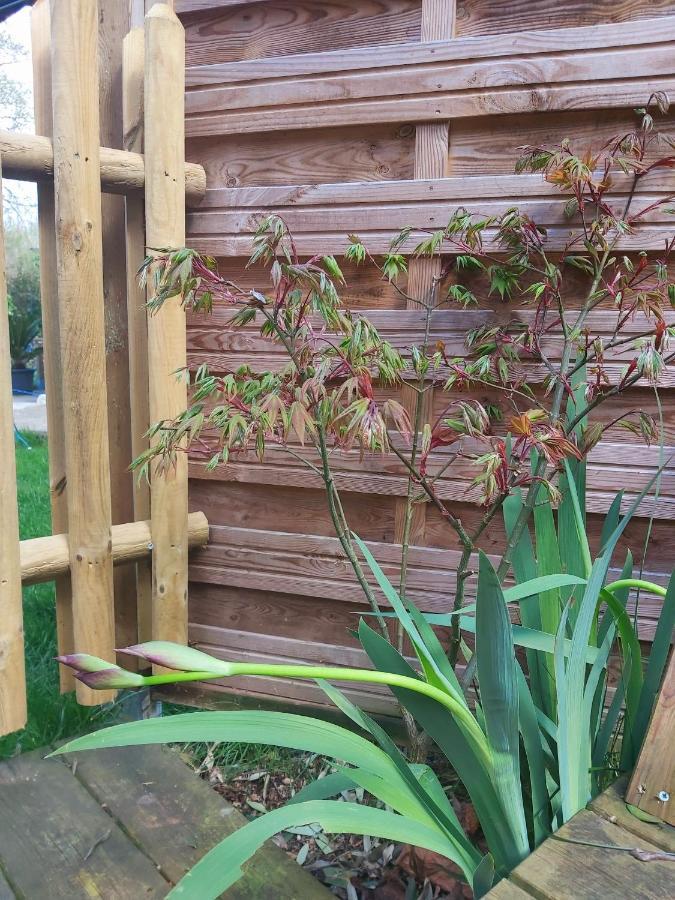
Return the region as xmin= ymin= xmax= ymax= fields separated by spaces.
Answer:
xmin=57 ymin=641 xmax=492 ymax=768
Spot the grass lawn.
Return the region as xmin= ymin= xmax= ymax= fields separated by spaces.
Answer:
xmin=0 ymin=433 xmax=113 ymax=758
xmin=1 ymin=432 xmax=297 ymax=773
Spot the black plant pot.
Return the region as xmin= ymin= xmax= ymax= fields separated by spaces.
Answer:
xmin=11 ymin=367 xmax=35 ymax=393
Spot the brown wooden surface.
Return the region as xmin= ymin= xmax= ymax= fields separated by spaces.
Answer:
xmin=0 ymin=164 xmax=26 ymax=737
xmin=626 ymin=650 xmax=675 ymax=825
xmin=0 ymin=745 xmax=328 ymax=899
xmin=123 ymin=25 xmax=154 ymax=645
xmin=145 ymin=3 xmax=190 ymax=648
xmin=31 ymin=0 xmax=75 ymax=694
xmin=497 ymin=807 xmax=675 ymax=898
xmin=181 ymin=0 xmax=675 ymax=717
xmin=51 ymin=0 xmax=116 ymax=705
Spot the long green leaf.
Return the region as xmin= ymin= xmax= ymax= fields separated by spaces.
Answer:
xmin=352 ymin=534 xmax=466 ymax=704
xmin=356 ymin=620 xmax=516 ymax=875
xmin=476 ymin=552 xmax=530 ymax=859
xmin=167 ymin=801 xmax=479 ymax=898
xmin=503 ymin=490 xmax=546 ymax=714
xmin=514 ymin=664 xmax=551 ymax=846
xmin=556 ymin=466 xmax=663 ymax=820
xmin=457 ymin=616 xmax=599 ymax=663
xmin=54 ymin=711 xmax=407 ymax=786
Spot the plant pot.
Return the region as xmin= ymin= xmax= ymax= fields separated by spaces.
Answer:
xmin=11 ymin=367 xmax=35 ymax=393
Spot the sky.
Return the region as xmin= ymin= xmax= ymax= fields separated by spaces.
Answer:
xmin=2 ymin=8 xmax=36 ymax=220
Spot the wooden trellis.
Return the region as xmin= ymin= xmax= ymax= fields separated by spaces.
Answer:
xmin=0 ymin=0 xmax=207 ymax=732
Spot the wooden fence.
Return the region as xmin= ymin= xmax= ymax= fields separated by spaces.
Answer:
xmin=175 ymin=0 xmax=675 ymax=721
xmin=0 ymin=0 xmax=208 ymax=734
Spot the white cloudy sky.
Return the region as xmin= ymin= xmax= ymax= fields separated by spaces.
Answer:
xmin=2 ymin=8 xmax=36 ymax=218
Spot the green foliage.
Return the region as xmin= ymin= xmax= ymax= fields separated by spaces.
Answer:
xmin=57 ymin=471 xmax=674 ymax=898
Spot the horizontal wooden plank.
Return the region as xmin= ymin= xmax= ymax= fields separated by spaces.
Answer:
xmin=181 ymin=0 xmax=422 ymax=68
xmin=187 ymin=524 xmax=669 ymax=639
xmin=186 ymin=16 xmax=675 ymax=86
xmin=509 ymin=808 xmax=675 ymax=899
xmin=188 ymin=169 xmax=675 ymax=254
xmin=185 ymin=17 xmax=675 ymax=135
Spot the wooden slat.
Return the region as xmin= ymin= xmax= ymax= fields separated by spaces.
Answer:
xmin=20 ymin=510 xmax=208 ymax=586
xmin=180 ymin=0 xmax=422 ymax=68
xmin=187 ymin=170 xmax=675 ymax=255
xmin=51 ymin=0 xmax=116 ymax=705
xmin=31 ymin=0 xmax=74 ymax=693
xmin=508 ymin=808 xmax=675 ymax=898
xmin=0 ymin=752 xmax=167 ymax=899
xmin=589 ymin=776 xmax=675 ymax=851
xmin=0 ymin=130 xmax=206 ymax=203
xmin=626 ymin=649 xmax=675 ymax=825
xmin=184 ymin=17 xmax=675 ymax=136
xmin=123 ymin=26 xmax=153 ymax=645
xmin=186 ymin=16 xmax=675 ymax=85
xmin=394 ymin=0 xmax=454 ymax=552
xmin=62 ymin=745 xmax=330 ymax=898
xmin=0 ymin=163 xmax=26 ymax=737
xmin=145 ymin=2 xmax=189 ymax=646
xmin=99 ymin=0 xmax=138 ymax=660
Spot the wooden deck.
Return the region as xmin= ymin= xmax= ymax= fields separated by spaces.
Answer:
xmin=488 ymin=778 xmax=675 ymax=899
xmin=0 ymin=744 xmax=329 ymax=898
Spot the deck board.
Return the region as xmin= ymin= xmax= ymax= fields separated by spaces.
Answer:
xmin=489 ymin=781 xmax=675 ymax=898
xmin=0 ymin=745 xmax=329 ymax=899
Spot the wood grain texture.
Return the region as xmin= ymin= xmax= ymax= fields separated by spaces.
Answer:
xmin=20 ymin=511 xmax=208 ymax=586
xmin=454 ymin=0 xmax=675 ymax=36
xmin=590 ymin=777 xmax=675 ymax=851
xmin=508 ymin=808 xmax=675 ymax=898
xmin=187 ymin=171 xmax=675 ymax=254
xmin=181 ymin=0 xmax=421 ymax=66
xmin=184 ymin=17 xmax=675 ymax=136
xmin=145 ymin=3 xmax=189 ymax=647
xmin=62 ymin=745 xmax=330 ymax=898
xmin=626 ymin=650 xmax=675 ymax=825
xmin=187 ymin=123 xmax=414 ymax=188
xmin=51 ymin=0 xmax=116 ymax=705
xmin=0 ymin=165 xmax=27 ymax=737
xmin=98 ymin=0 xmax=138 ymax=658
xmin=123 ymin=26 xmax=153 ymax=645
xmin=0 ymin=130 xmax=206 ymax=203
xmin=31 ymin=0 xmax=74 ymax=693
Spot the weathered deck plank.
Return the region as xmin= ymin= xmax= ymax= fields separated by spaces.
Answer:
xmin=0 ymin=751 xmax=167 ymax=898
xmin=61 ymin=743 xmax=329 ymax=899
xmin=504 ymin=808 xmax=675 ymax=898
xmin=0 ymin=745 xmax=329 ymax=898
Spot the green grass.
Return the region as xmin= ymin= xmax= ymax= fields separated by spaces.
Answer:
xmin=0 ymin=433 xmax=114 ymax=758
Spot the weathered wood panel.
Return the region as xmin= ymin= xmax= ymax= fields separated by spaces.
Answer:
xmin=182 ymin=0 xmax=675 ymax=716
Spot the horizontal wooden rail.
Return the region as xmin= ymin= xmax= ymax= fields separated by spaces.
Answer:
xmin=184 ymin=16 xmax=675 ymax=136
xmin=188 ymin=170 xmax=675 ymax=255
xmin=20 ymin=511 xmax=209 ymax=586
xmin=0 ymin=130 xmax=206 ymax=205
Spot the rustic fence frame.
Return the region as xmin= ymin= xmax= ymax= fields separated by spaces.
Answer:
xmin=0 ymin=0 xmax=207 ymax=729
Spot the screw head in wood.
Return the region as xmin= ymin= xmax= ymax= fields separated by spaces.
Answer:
xmin=657 ymin=790 xmax=670 ymax=802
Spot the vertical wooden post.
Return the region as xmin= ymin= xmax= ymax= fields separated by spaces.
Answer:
xmin=98 ymin=0 xmax=137 ymax=655
xmin=31 ymin=0 xmax=75 ymax=693
xmin=393 ymin=0 xmax=455 ymax=549
xmin=0 ymin=160 xmax=27 ymax=736
xmin=123 ymin=26 xmax=153 ymax=644
xmin=626 ymin=649 xmax=675 ymax=825
xmin=50 ymin=0 xmax=116 ymax=705
xmin=145 ymin=3 xmax=189 ymax=646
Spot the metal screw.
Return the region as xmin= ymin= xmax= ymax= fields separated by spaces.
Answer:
xmin=147 ymin=542 xmax=154 ymax=550
xmin=657 ymin=790 xmax=670 ymax=803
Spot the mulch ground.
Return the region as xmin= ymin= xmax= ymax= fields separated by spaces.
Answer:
xmin=194 ymin=749 xmax=483 ymax=899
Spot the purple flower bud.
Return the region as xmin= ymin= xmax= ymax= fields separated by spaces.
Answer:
xmin=56 ymin=653 xmax=117 ymax=674
xmin=118 ymin=641 xmax=233 ymax=675
xmin=75 ymin=667 xmax=146 ymax=690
